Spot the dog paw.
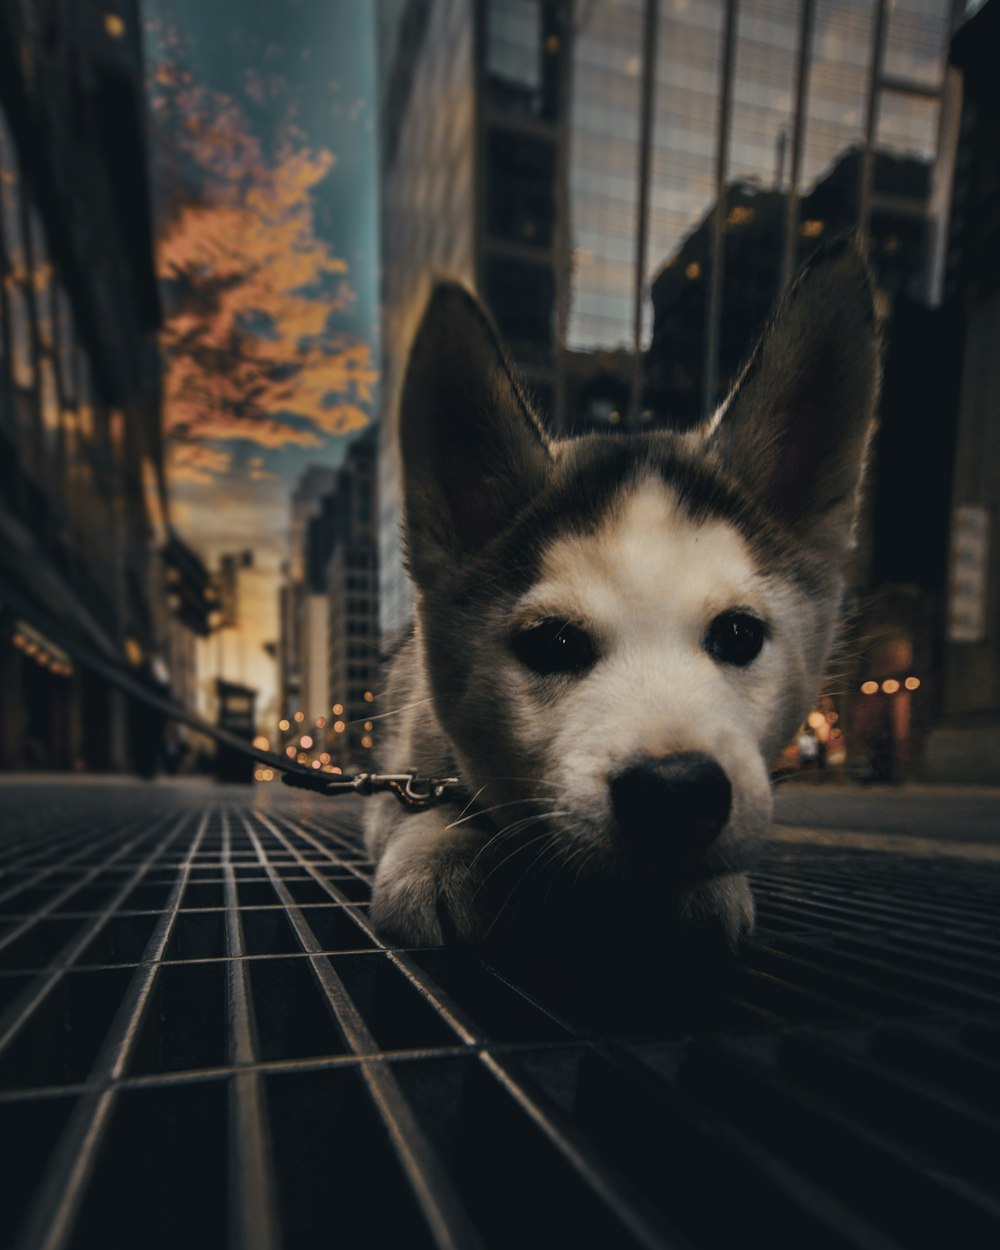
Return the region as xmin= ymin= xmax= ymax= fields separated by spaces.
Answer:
xmin=677 ymin=872 xmax=756 ymax=949
xmin=370 ymin=831 xmax=486 ymax=946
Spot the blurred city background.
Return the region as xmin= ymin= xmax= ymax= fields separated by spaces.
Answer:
xmin=0 ymin=0 xmax=997 ymax=788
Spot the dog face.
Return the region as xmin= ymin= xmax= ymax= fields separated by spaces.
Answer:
xmin=391 ymin=240 xmax=879 ymax=943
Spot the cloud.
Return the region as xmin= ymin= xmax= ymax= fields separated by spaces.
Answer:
xmin=153 ymin=63 xmax=377 ymax=484
xmin=168 ymin=443 xmax=233 ymax=483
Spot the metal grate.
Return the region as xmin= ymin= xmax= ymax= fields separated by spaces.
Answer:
xmin=1 ymin=781 xmax=999 ymax=1250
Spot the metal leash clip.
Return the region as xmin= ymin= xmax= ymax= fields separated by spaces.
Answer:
xmin=282 ymin=768 xmax=461 ymax=812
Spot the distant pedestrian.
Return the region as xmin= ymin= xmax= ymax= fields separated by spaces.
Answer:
xmin=798 ymin=729 xmax=819 ymax=769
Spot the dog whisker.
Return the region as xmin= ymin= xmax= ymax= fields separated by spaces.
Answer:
xmin=446 ymin=795 xmax=560 ymax=832
xmin=452 ymin=785 xmax=487 ymax=825
xmin=471 ymin=815 xmax=569 ymax=891
xmin=467 ymin=809 xmax=567 ymax=875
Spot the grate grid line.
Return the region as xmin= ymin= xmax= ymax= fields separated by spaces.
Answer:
xmin=10 ymin=810 xmax=208 ymax=1250
xmin=222 ymin=809 xmax=282 ymax=1250
xmin=239 ymin=807 xmax=487 ymax=1250
xmin=0 ymin=811 xmax=184 ymax=1060
xmin=2 ymin=783 xmax=999 ymax=1250
xmin=258 ymin=805 xmax=485 ymax=1046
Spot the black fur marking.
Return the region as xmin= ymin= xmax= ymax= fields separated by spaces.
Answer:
xmin=433 ymin=433 xmax=830 ymax=616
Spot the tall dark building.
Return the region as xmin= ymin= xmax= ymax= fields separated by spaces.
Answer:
xmin=649 ymin=146 xmax=938 ymax=429
xmin=325 ymin=427 xmax=380 ymax=763
xmin=925 ymin=0 xmax=1000 ymax=782
xmin=0 ymin=2 xmax=174 ymax=771
xmin=280 ymin=467 xmax=339 ymax=724
xmin=376 ymin=0 xmax=572 ymax=634
xmin=281 ymin=428 xmax=380 ymax=769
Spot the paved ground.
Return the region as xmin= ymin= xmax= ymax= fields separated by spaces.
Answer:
xmin=1 ymin=778 xmax=998 ymax=1249
xmin=774 ymin=780 xmax=1000 ymax=840
xmin=773 ymin=780 xmax=1000 ymax=861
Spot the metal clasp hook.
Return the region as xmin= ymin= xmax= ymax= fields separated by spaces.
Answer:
xmin=282 ymin=769 xmax=460 ymax=812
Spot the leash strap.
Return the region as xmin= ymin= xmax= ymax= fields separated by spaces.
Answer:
xmin=0 ymin=572 xmax=460 ymax=812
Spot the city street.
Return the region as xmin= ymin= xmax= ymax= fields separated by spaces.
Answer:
xmin=2 ymin=776 xmax=999 ymax=1249
xmin=2 ymin=0 xmax=998 ymax=1245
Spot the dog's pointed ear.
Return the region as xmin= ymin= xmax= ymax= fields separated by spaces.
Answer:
xmin=400 ymin=282 xmax=553 ymax=589
xmin=709 ymin=237 xmax=880 ymax=557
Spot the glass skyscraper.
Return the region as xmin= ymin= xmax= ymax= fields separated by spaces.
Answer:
xmin=376 ymin=0 xmax=959 ymax=637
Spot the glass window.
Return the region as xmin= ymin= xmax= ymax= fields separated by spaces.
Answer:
xmin=875 ymin=91 xmax=940 ymax=165
xmin=487 ymin=0 xmax=542 ymax=94
xmin=801 ymin=0 xmax=875 ymax=189
xmin=883 ymin=0 xmax=949 ymax=90
xmin=485 ymin=254 xmax=555 ymax=353
xmin=727 ymin=0 xmax=799 ymax=191
xmin=645 ymin=0 xmax=726 ymax=351
xmin=0 ymin=123 xmax=33 ymax=396
xmin=567 ymin=0 xmax=644 ymax=349
xmin=487 ymin=128 xmax=556 ymax=247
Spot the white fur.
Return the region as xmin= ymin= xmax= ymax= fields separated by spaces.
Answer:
xmin=508 ymin=476 xmax=819 ymax=866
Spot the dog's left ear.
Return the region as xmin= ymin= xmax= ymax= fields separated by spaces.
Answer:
xmin=400 ymin=282 xmax=553 ymax=589
xmin=708 ymin=237 xmax=881 ymax=557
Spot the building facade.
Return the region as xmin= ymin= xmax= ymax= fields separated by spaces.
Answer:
xmin=0 ymin=1 xmax=173 ymax=772
xmin=376 ymin=0 xmax=960 ymax=653
xmin=279 ymin=466 xmax=339 ymax=719
xmin=924 ymin=0 xmax=1000 ymax=781
xmin=325 ymin=427 xmax=380 ymax=764
xmin=279 ymin=428 xmax=380 ymax=771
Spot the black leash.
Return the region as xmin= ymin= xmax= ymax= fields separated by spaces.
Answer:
xmin=0 ymin=574 xmax=460 ymax=811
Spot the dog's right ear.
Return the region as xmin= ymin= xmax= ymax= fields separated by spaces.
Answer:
xmin=400 ymin=282 xmax=553 ymax=589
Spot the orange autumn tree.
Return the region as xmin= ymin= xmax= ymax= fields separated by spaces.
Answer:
xmin=151 ymin=62 xmax=376 ymax=482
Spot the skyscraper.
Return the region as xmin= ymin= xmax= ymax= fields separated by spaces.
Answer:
xmin=0 ymin=1 xmax=168 ymax=772
xmin=376 ymin=0 xmax=958 ymax=639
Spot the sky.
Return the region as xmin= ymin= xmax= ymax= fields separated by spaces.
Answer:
xmin=144 ymin=0 xmax=379 ymax=571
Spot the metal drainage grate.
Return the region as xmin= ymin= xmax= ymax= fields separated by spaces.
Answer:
xmin=1 ymin=781 xmax=998 ymax=1250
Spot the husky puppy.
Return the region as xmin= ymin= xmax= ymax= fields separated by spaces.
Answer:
xmin=365 ymin=239 xmax=879 ymax=950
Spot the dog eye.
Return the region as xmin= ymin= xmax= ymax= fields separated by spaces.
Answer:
xmin=511 ymin=618 xmax=597 ymax=677
xmin=706 ymin=612 xmax=766 ymax=667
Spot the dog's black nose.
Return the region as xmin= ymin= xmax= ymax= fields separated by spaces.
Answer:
xmin=610 ymin=752 xmax=731 ymax=852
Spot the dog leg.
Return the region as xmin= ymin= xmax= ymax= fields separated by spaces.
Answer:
xmin=370 ymin=812 xmax=489 ymax=946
